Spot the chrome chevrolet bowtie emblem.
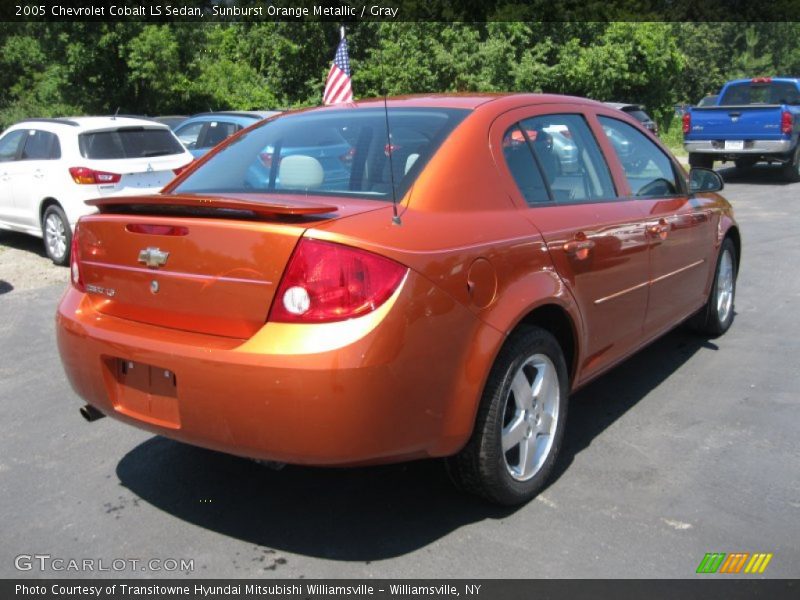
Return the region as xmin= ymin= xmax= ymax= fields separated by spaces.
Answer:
xmin=138 ymin=247 xmax=169 ymax=269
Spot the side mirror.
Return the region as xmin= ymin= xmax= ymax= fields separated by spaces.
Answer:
xmin=689 ymin=168 xmax=724 ymax=193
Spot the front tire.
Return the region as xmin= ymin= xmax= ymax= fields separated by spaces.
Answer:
xmin=447 ymin=326 xmax=568 ymax=505
xmin=42 ymin=205 xmax=71 ymax=266
xmin=690 ymin=237 xmax=737 ymax=337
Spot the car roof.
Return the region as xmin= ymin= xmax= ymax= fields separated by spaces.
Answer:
xmin=279 ymin=94 xmax=613 ymax=117
xmin=184 ymin=111 xmax=281 ymax=122
xmin=13 ymin=115 xmax=171 ymax=131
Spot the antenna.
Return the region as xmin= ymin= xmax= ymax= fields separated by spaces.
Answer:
xmin=384 ymin=96 xmax=400 ymax=226
xmin=113 ymin=107 xmax=119 ymax=120
xmin=377 ymin=27 xmax=401 ymax=226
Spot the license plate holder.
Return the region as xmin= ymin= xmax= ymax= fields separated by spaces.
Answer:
xmin=724 ymin=140 xmax=745 ymax=151
xmin=108 ymin=358 xmax=180 ymax=429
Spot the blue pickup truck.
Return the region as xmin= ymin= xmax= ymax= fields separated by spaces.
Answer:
xmin=683 ymin=77 xmax=800 ymax=181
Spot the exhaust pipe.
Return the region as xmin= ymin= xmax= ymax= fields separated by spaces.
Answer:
xmin=80 ymin=404 xmax=106 ymax=422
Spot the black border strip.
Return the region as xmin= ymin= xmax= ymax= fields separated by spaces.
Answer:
xmin=3 ymin=0 xmax=800 ymax=22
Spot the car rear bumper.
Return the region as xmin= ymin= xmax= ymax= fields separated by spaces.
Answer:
xmin=684 ymin=139 xmax=793 ymax=154
xmin=55 ymin=273 xmax=497 ymax=466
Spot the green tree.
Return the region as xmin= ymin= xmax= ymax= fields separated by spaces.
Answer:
xmin=731 ymin=26 xmax=773 ymax=78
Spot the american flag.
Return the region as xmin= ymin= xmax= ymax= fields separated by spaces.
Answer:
xmin=323 ymin=36 xmax=353 ymax=105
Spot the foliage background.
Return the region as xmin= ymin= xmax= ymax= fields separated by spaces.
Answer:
xmin=1 ymin=22 xmax=798 ymax=139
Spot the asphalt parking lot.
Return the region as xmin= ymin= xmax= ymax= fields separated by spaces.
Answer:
xmin=1 ymin=164 xmax=798 ymax=579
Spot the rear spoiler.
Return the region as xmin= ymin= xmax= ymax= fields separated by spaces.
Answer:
xmin=86 ymin=194 xmax=338 ymax=217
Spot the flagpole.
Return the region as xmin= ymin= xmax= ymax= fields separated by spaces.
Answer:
xmin=323 ymin=25 xmax=352 ymax=106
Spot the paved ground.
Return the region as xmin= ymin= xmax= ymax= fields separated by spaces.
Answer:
xmin=1 ymin=164 xmax=798 ymax=579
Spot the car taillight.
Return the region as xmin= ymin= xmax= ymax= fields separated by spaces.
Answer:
xmin=682 ymin=112 xmax=691 ymax=134
xmin=751 ymin=77 xmax=772 ymax=84
xmin=69 ymin=167 xmax=121 ymax=185
xmin=269 ymin=238 xmax=407 ymax=323
xmin=781 ymin=110 xmax=793 ymax=135
xmin=69 ymin=224 xmax=85 ymax=292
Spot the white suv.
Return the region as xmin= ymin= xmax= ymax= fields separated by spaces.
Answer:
xmin=0 ymin=116 xmax=193 ymax=265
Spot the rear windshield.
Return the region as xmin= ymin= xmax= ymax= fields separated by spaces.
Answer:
xmin=623 ymin=109 xmax=651 ymax=123
xmin=173 ymin=108 xmax=469 ymax=201
xmin=719 ymin=82 xmax=800 ymax=106
xmin=79 ymin=127 xmax=185 ymax=159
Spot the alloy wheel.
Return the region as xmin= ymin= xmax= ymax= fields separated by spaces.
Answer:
xmin=716 ymin=248 xmax=734 ymax=324
xmin=45 ymin=213 xmax=67 ymax=262
xmin=501 ymin=354 xmax=560 ymax=481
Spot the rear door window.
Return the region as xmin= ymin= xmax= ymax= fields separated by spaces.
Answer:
xmin=598 ymin=116 xmax=682 ymax=197
xmin=515 ymin=114 xmax=616 ymax=203
xmin=198 ymin=121 xmax=242 ymax=149
xmin=0 ymin=130 xmax=26 ymax=162
xmin=174 ymin=121 xmax=205 ymax=150
xmin=79 ymin=128 xmax=184 ymax=159
xmin=502 ymin=125 xmax=550 ymax=205
xmin=20 ymin=130 xmax=61 ymax=160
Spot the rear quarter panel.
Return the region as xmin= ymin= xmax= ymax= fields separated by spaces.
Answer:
xmin=309 ymin=101 xmax=584 ymax=449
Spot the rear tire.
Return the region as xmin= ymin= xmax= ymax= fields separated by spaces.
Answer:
xmin=689 ymin=153 xmax=713 ymax=169
xmin=447 ymin=326 xmax=568 ymax=505
xmin=42 ymin=205 xmax=71 ymax=266
xmin=781 ymin=146 xmax=800 ymax=183
xmin=689 ymin=237 xmax=737 ymax=337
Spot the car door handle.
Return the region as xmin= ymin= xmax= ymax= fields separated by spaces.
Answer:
xmin=563 ymin=238 xmax=595 ymax=259
xmin=33 ymin=169 xmax=44 ymax=179
xmin=0 ymin=172 xmax=8 ymax=181
xmin=647 ymin=220 xmax=671 ymax=239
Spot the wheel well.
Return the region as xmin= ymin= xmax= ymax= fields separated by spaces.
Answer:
xmin=39 ymin=198 xmax=61 ymax=226
xmin=725 ymin=226 xmax=742 ymax=271
xmin=516 ymin=304 xmax=577 ymax=384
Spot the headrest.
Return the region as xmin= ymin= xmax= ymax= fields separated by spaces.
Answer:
xmin=278 ymin=155 xmax=324 ymax=189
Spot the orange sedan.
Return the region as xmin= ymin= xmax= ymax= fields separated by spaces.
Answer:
xmin=56 ymin=95 xmax=740 ymax=505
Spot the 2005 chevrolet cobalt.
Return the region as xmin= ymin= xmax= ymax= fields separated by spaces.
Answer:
xmin=56 ymin=95 xmax=739 ymax=505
